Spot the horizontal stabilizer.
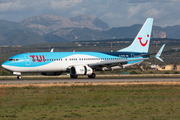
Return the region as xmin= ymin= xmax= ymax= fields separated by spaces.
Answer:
xmin=156 ymin=57 xmax=164 ymax=63
xmin=155 ymin=44 xmax=166 ymax=62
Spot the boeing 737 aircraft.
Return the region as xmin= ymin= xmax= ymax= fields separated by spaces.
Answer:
xmin=1 ymin=18 xmax=165 ymax=79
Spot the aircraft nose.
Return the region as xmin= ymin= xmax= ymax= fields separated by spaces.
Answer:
xmin=1 ymin=61 xmax=14 ymax=72
xmin=2 ymin=63 xmax=6 ymax=69
xmin=1 ymin=62 xmax=10 ymax=70
xmin=1 ymin=64 xmax=4 ymax=68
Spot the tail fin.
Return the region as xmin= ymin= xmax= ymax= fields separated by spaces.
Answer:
xmin=117 ymin=18 xmax=153 ymax=53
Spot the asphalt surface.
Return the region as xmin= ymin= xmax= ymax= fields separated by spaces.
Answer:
xmin=0 ymin=78 xmax=180 ymax=84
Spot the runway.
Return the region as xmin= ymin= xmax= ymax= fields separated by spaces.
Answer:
xmin=0 ymin=78 xmax=180 ymax=84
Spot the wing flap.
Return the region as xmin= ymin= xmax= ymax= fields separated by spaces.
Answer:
xmin=89 ymin=58 xmax=148 ymax=68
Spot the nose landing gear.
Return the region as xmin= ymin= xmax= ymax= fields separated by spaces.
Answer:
xmin=13 ymin=72 xmax=21 ymax=79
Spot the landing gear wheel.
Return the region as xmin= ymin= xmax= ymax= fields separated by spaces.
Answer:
xmin=70 ymin=74 xmax=78 ymax=79
xmin=88 ymin=73 xmax=96 ymax=79
xmin=17 ymin=76 xmax=22 ymax=79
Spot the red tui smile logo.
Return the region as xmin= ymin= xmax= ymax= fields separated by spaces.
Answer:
xmin=138 ymin=34 xmax=149 ymax=47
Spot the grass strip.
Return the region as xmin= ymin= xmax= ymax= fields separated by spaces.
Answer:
xmin=0 ymin=84 xmax=180 ymax=119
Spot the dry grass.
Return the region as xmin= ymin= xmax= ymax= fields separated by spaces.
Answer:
xmin=1 ymin=81 xmax=180 ymax=88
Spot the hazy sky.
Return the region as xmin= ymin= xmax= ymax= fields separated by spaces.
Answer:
xmin=0 ymin=0 xmax=180 ymax=27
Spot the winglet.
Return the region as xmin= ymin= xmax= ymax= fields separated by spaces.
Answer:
xmin=155 ymin=44 xmax=165 ymax=62
xmin=50 ymin=48 xmax=54 ymax=52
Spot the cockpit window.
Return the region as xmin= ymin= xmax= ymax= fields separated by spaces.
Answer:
xmin=9 ymin=59 xmax=18 ymax=61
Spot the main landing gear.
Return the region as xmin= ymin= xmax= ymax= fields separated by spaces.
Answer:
xmin=70 ymin=74 xmax=78 ymax=79
xmin=70 ymin=73 xmax=96 ymax=79
xmin=17 ymin=76 xmax=22 ymax=79
xmin=88 ymin=73 xmax=96 ymax=79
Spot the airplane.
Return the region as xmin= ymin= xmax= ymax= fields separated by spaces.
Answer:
xmin=1 ymin=18 xmax=165 ymax=79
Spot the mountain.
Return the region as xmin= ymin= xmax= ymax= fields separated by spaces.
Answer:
xmin=18 ymin=14 xmax=110 ymax=35
xmin=0 ymin=19 xmax=22 ymax=29
xmin=0 ymin=19 xmax=46 ymax=45
xmin=46 ymin=24 xmax=167 ymax=41
xmin=43 ymin=34 xmax=68 ymax=43
xmin=164 ymin=25 xmax=180 ymax=39
xmin=152 ymin=26 xmax=166 ymax=38
xmin=50 ymin=27 xmax=111 ymax=41
xmin=70 ymin=14 xmax=109 ymax=30
xmin=0 ymin=28 xmax=45 ymax=45
xmin=1 ymin=14 xmax=180 ymax=45
xmin=102 ymin=24 xmax=142 ymax=39
xmin=102 ymin=24 xmax=166 ymax=39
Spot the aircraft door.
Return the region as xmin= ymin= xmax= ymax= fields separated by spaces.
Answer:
xmin=24 ymin=55 xmax=31 ymax=66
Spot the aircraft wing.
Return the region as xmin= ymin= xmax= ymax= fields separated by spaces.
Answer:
xmin=88 ymin=58 xmax=148 ymax=69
